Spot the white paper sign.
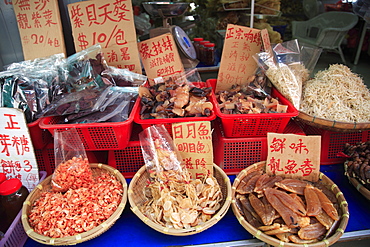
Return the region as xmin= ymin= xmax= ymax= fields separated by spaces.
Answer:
xmin=0 ymin=108 xmax=39 ymax=190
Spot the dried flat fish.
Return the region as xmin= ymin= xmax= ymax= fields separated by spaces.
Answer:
xmin=313 ymin=187 xmax=339 ymax=221
xmin=298 ymin=223 xmax=327 ymax=240
xmin=236 ymin=171 xmax=262 ymax=194
xmin=266 ymin=188 xmax=306 ymax=216
xmin=315 ymin=210 xmax=335 ymax=230
xmin=254 ymin=174 xmax=283 ymax=194
xmin=304 ymin=185 xmax=322 ymax=216
xmin=249 ymin=193 xmax=275 ymax=226
xmin=264 ymin=188 xmax=299 ymax=228
xmin=275 ymin=179 xmax=308 ymax=195
xmin=289 ymin=234 xmax=316 ymax=244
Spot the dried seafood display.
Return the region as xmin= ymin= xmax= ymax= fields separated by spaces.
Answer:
xmin=140 ymin=169 xmax=223 ymax=229
xmin=300 ymin=64 xmax=370 ymax=122
xmin=235 ymin=172 xmax=340 ymax=244
xmin=344 ymin=141 xmax=370 ymax=189
xmin=139 ymin=77 xmax=213 ymax=119
xmin=215 ymin=74 xmax=288 ymax=114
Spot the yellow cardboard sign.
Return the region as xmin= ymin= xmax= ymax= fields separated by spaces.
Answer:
xmin=138 ymin=33 xmax=185 ymax=84
xmin=266 ymin=133 xmax=321 ymax=182
xmin=172 ymin=121 xmax=213 ymax=179
xmin=216 ymin=24 xmax=261 ymax=92
xmin=67 ymin=0 xmax=142 ymax=74
xmin=13 ymin=0 xmax=66 ymax=60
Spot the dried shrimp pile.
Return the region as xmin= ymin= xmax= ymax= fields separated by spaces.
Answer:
xmin=235 ymin=172 xmax=340 ymax=244
xmin=28 ymin=161 xmax=123 ymax=238
xmin=300 ymin=64 xmax=370 ymax=122
xmin=140 ymin=170 xmax=223 ymax=229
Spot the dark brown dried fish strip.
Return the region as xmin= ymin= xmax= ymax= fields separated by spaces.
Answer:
xmin=275 ymin=179 xmax=308 ymax=195
xmin=304 ymin=185 xmax=322 ymax=216
xmin=298 ymin=222 xmax=327 ymax=240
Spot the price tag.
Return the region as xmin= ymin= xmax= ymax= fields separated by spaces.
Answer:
xmin=138 ymin=33 xmax=184 ymax=85
xmin=0 ymin=108 xmax=39 ymax=191
xmin=216 ymin=24 xmax=262 ymax=92
xmin=266 ymin=133 xmax=321 ymax=182
xmin=172 ymin=121 xmax=213 ymax=179
xmin=12 ymin=0 xmax=66 ymax=60
xmin=67 ymin=0 xmax=142 ymax=74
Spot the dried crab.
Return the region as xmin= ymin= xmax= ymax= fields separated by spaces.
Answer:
xmin=216 ymin=73 xmax=288 ymax=114
xmin=139 ymin=77 xmax=213 ymax=119
xmin=235 ymin=173 xmax=340 ymax=244
xmin=140 ymin=169 xmax=223 ymax=229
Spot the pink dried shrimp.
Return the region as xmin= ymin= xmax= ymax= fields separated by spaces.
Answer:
xmin=28 ymin=172 xmax=123 ymax=238
xmin=51 ymin=156 xmax=94 ymax=193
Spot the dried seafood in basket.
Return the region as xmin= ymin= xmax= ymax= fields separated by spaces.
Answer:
xmin=215 ymin=70 xmax=288 ymax=114
xmin=233 ymin=162 xmax=348 ymax=246
xmin=132 ymin=125 xmax=228 ymax=233
xmin=343 ymin=141 xmax=370 ymax=192
xmin=300 ymin=64 xmax=370 ymax=123
xmin=23 ymin=128 xmax=127 ymax=242
xmin=139 ymin=70 xmax=213 ymax=119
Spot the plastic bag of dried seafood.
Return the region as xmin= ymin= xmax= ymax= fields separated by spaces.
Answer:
xmin=139 ymin=124 xmax=183 ymax=174
xmin=51 ymin=128 xmax=93 ymax=193
xmin=254 ymin=39 xmax=321 ymax=110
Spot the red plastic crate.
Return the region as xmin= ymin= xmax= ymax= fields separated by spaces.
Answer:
xmin=39 ymin=98 xmax=139 ymax=150
xmin=28 ymin=118 xmax=53 ymax=149
xmin=298 ymin=122 xmax=370 ymax=165
xmin=208 ymin=79 xmax=299 ymax=138
xmin=213 ymin=120 xmax=306 ymax=175
xmin=134 ymin=81 xmax=216 ymax=136
xmin=107 ymin=124 xmax=145 ymax=178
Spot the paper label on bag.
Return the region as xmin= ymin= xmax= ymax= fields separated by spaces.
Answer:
xmin=13 ymin=0 xmax=66 ymax=60
xmin=172 ymin=121 xmax=213 ymax=179
xmin=0 ymin=108 xmax=39 ymax=191
xmin=216 ymin=24 xmax=261 ymax=92
xmin=67 ymin=0 xmax=142 ymax=74
xmin=266 ymin=133 xmax=321 ymax=182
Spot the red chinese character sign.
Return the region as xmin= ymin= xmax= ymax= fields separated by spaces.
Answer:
xmin=138 ymin=33 xmax=184 ymax=85
xmin=216 ymin=24 xmax=262 ymax=92
xmin=172 ymin=121 xmax=213 ymax=179
xmin=67 ymin=0 xmax=142 ymax=74
xmin=12 ymin=0 xmax=66 ymax=60
xmin=0 ymin=108 xmax=39 ymax=191
xmin=266 ymin=133 xmax=321 ymax=182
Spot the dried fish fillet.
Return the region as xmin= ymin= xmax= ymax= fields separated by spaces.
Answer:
xmin=315 ymin=210 xmax=335 ymax=230
xmin=254 ymin=174 xmax=283 ymax=194
xmin=264 ymin=225 xmax=291 ymax=235
xmin=267 ymin=188 xmax=307 ymax=216
xmin=275 ymin=179 xmax=308 ymax=195
xmin=304 ymin=185 xmax=322 ymax=216
xmin=298 ymin=222 xmax=327 ymax=240
xmin=249 ymin=193 xmax=275 ymax=226
xmin=289 ymin=234 xmax=316 ymax=244
xmin=264 ymin=188 xmax=299 ymax=228
xmin=236 ymin=171 xmax=262 ymax=194
xmin=313 ymin=187 xmax=339 ymax=221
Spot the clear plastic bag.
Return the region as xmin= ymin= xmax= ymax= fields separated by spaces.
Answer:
xmin=254 ymin=40 xmax=322 ymax=110
xmin=64 ymin=44 xmax=110 ymax=92
xmin=52 ymin=128 xmax=93 ymax=193
xmin=101 ymin=66 xmax=147 ymax=87
xmin=139 ymin=125 xmax=183 ymax=174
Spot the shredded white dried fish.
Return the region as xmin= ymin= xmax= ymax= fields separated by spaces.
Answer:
xmin=300 ymin=64 xmax=370 ymax=122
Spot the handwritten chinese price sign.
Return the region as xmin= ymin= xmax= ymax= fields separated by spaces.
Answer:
xmin=67 ymin=0 xmax=142 ymax=74
xmin=0 ymin=108 xmax=39 ymax=191
xmin=138 ymin=33 xmax=184 ymax=84
xmin=266 ymin=133 xmax=321 ymax=182
xmin=216 ymin=24 xmax=262 ymax=92
xmin=12 ymin=0 xmax=66 ymax=60
xmin=172 ymin=121 xmax=213 ymax=179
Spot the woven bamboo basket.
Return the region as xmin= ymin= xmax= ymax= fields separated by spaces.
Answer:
xmin=344 ymin=161 xmax=370 ymax=201
xmin=295 ymin=111 xmax=370 ymax=133
xmin=231 ymin=161 xmax=349 ymax=247
xmin=22 ymin=163 xmax=128 ymax=246
xmin=128 ymin=163 xmax=232 ymax=236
